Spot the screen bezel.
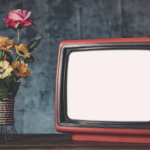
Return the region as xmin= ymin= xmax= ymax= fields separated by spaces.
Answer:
xmin=56 ymin=41 xmax=150 ymax=130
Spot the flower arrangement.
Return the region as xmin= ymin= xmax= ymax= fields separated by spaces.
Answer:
xmin=0 ymin=9 xmax=43 ymax=99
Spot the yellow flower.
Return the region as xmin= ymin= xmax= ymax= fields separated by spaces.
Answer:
xmin=0 ymin=60 xmax=13 ymax=78
xmin=0 ymin=36 xmax=15 ymax=52
xmin=15 ymin=43 xmax=30 ymax=58
xmin=12 ymin=61 xmax=30 ymax=78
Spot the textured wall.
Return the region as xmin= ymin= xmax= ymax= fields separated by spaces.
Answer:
xmin=0 ymin=0 xmax=150 ymax=133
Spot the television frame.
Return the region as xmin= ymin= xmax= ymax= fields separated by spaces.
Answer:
xmin=55 ymin=38 xmax=150 ymax=143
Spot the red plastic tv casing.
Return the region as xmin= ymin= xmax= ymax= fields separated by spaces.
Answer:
xmin=55 ymin=38 xmax=150 ymax=143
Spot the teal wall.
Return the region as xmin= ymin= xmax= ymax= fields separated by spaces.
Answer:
xmin=0 ymin=0 xmax=150 ymax=133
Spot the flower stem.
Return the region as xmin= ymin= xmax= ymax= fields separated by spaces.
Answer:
xmin=14 ymin=54 xmax=20 ymax=62
xmin=13 ymin=54 xmax=17 ymax=62
xmin=0 ymin=50 xmax=2 ymax=61
xmin=2 ymin=51 xmax=5 ymax=59
xmin=14 ymin=29 xmax=21 ymax=62
xmin=17 ymin=29 xmax=21 ymax=45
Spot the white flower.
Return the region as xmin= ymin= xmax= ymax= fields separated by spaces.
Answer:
xmin=0 ymin=60 xmax=13 ymax=78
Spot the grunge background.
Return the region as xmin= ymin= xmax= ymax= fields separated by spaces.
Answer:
xmin=0 ymin=0 xmax=149 ymax=133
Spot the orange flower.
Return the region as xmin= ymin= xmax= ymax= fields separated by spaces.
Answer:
xmin=12 ymin=61 xmax=30 ymax=78
xmin=0 ymin=36 xmax=15 ymax=52
xmin=21 ymin=60 xmax=30 ymax=77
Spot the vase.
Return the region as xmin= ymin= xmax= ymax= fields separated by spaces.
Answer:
xmin=0 ymin=98 xmax=15 ymax=125
xmin=0 ymin=81 xmax=20 ymax=141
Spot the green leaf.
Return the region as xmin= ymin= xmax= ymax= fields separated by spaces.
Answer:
xmin=8 ymin=82 xmax=21 ymax=99
xmin=0 ymin=50 xmax=2 ymax=61
xmin=0 ymin=81 xmax=8 ymax=98
xmin=24 ymin=55 xmax=35 ymax=63
xmin=27 ymin=37 xmax=43 ymax=52
xmin=2 ymin=50 xmax=5 ymax=58
xmin=5 ymin=72 xmax=17 ymax=83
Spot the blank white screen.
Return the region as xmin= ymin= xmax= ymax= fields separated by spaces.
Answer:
xmin=67 ymin=50 xmax=150 ymax=122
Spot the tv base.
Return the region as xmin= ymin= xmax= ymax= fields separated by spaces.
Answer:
xmin=71 ymin=133 xmax=150 ymax=143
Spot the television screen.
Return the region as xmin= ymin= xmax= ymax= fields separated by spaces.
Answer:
xmin=55 ymin=38 xmax=150 ymax=143
xmin=67 ymin=50 xmax=150 ymax=122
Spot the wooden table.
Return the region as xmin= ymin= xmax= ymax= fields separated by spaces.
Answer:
xmin=0 ymin=134 xmax=150 ymax=150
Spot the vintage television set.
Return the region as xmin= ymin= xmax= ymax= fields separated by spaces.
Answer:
xmin=55 ymin=38 xmax=150 ymax=143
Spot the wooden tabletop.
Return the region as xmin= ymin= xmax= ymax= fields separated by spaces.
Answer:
xmin=0 ymin=134 xmax=150 ymax=150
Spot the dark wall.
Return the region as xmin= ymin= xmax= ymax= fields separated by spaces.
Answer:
xmin=0 ymin=0 xmax=150 ymax=133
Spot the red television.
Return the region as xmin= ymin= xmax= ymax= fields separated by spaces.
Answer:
xmin=55 ymin=38 xmax=150 ymax=143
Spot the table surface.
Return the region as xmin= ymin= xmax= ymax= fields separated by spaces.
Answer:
xmin=0 ymin=134 xmax=150 ymax=150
